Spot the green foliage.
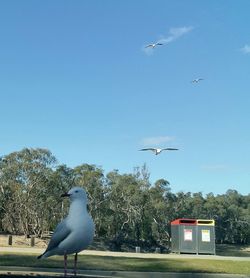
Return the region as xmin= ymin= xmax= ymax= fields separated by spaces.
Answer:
xmin=0 ymin=148 xmax=249 ymax=248
xmin=0 ymin=148 xmax=57 ymax=235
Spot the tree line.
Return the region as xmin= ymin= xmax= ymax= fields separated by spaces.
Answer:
xmin=0 ymin=148 xmax=249 ymax=250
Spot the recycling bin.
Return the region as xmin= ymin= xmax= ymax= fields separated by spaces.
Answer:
xmin=197 ymin=219 xmax=215 ymax=254
xmin=171 ymin=218 xmax=198 ymax=254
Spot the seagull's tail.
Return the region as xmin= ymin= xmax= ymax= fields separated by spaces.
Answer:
xmin=37 ymin=254 xmax=43 ymax=259
xmin=37 ymin=251 xmax=48 ymax=259
xmin=37 ymin=249 xmax=54 ymax=259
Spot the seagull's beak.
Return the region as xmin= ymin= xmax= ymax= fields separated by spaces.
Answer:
xmin=61 ymin=193 xmax=71 ymax=198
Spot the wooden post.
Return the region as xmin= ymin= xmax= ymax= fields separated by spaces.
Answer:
xmin=8 ymin=235 xmax=12 ymax=246
xmin=155 ymin=247 xmax=161 ymax=253
xmin=30 ymin=236 xmax=35 ymax=247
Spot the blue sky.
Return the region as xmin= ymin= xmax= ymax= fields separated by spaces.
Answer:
xmin=0 ymin=1 xmax=250 ymax=195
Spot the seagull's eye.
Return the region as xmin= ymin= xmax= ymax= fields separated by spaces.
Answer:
xmin=75 ymin=190 xmax=79 ymax=193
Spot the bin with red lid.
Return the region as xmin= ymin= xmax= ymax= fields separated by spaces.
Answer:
xmin=171 ymin=218 xmax=198 ymax=254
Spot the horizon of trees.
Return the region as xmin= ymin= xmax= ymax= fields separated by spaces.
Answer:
xmin=0 ymin=148 xmax=249 ymax=250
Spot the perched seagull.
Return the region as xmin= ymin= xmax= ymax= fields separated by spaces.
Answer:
xmin=191 ymin=78 xmax=204 ymax=83
xmin=139 ymin=148 xmax=179 ymax=155
xmin=38 ymin=187 xmax=95 ymax=277
xmin=145 ymin=42 xmax=163 ymax=49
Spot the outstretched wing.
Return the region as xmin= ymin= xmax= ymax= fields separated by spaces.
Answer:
xmin=192 ymin=78 xmax=203 ymax=83
xmin=145 ymin=44 xmax=153 ymax=48
xmin=139 ymin=148 xmax=156 ymax=152
xmin=162 ymin=148 xmax=179 ymax=151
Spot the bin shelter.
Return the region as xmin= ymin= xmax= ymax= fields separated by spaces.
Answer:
xmin=171 ymin=219 xmax=198 ymax=254
xmin=197 ymin=219 xmax=215 ymax=254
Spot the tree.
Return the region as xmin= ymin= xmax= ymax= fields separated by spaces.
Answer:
xmin=73 ymin=164 xmax=107 ymax=238
xmin=0 ymin=148 xmax=249 ymax=246
xmin=0 ymin=148 xmax=56 ymax=236
xmin=148 ymin=179 xmax=171 ymax=247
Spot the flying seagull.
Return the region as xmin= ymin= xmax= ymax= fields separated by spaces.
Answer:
xmin=191 ymin=78 xmax=204 ymax=83
xmin=145 ymin=42 xmax=163 ymax=49
xmin=139 ymin=148 xmax=179 ymax=155
xmin=38 ymin=187 xmax=95 ymax=276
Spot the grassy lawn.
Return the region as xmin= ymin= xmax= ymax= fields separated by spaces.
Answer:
xmin=216 ymin=244 xmax=250 ymax=257
xmin=0 ymin=254 xmax=250 ymax=275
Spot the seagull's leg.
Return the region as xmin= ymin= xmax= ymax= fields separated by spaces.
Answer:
xmin=64 ymin=251 xmax=67 ymax=277
xmin=73 ymin=253 xmax=78 ymax=276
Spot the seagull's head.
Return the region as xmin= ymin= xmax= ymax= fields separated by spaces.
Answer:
xmin=61 ymin=187 xmax=88 ymax=203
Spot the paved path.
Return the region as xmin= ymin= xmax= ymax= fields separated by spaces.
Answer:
xmin=1 ymin=246 xmax=250 ymax=261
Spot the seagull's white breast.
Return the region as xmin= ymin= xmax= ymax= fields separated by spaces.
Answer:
xmin=58 ymin=200 xmax=95 ymax=255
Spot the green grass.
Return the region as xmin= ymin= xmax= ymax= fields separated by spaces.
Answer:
xmin=216 ymin=244 xmax=250 ymax=257
xmin=0 ymin=254 xmax=250 ymax=275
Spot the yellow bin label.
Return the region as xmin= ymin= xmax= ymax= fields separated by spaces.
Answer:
xmin=201 ymin=229 xmax=210 ymax=242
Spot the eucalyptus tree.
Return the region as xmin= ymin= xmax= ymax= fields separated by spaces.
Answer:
xmin=105 ymin=168 xmax=152 ymax=249
xmin=171 ymin=191 xmax=193 ymax=219
xmin=106 ymin=171 xmax=138 ymax=242
xmin=0 ymin=148 xmax=56 ymax=236
xmin=45 ymin=164 xmax=75 ymax=232
xmin=189 ymin=192 xmax=206 ymax=218
xmin=148 ymin=179 xmax=171 ymax=246
xmin=73 ymin=164 xmax=107 ymax=238
xmin=222 ymin=190 xmax=250 ymax=244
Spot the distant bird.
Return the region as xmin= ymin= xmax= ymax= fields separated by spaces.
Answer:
xmin=38 ymin=187 xmax=95 ymax=277
xmin=145 ymin=42 xmax=163 ymax=49
xmin=191 ymin=78 xmax=204 ymax=83
xmin=139 ymin=148 xmax=179 ymax=155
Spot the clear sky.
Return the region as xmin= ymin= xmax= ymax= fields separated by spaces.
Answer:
xmin=0 ymin=1 xmax=250 ymax=195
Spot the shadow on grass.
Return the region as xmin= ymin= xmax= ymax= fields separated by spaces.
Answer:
xmin=1 ymin=254 xmax=190 ymax=272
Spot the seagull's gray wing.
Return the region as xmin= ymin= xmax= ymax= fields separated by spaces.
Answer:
xmin=45 ymin=219 xmax=71 ymax=252
xmin=162 ymin=148 xmax=179 ymax=151
xmin=145 ymin=44 xmax=153 ymax=48
xmin=156 ymin=43 xmax=163 ymax=45
xmin=139 ymin=148 xmax=156 ymax=151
